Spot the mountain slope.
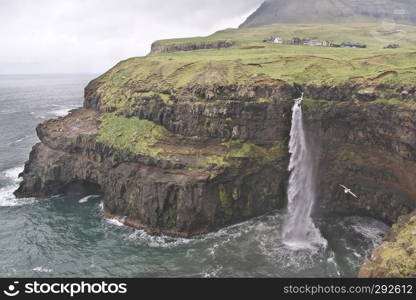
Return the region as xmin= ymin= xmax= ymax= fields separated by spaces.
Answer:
xmin=240 ymin=0 xmax=416 ymax=28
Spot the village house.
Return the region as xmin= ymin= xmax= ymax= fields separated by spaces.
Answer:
xmin=341 ymin=42 xmax=367 ymax=48
xmin=384 ymin=44 xmax=400 ymax=49
xmin=261 ymin=36 xmax=367 ymax=49
xmin=263 ymin=36 xmax=284 ymax=44
xmin=322 ymin=40 xmax=332 ymax=47
xmin=291 ymin=37 xmax=302 ymax=45
xmin=306 ymin=40 xmax=323 ymax=47
xmin=262 ymin=36 xmax=275 ymax=43
xmin=273 ymin=37 xmax=284 ymax=44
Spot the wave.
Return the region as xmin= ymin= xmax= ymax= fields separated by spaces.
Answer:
xmin=2 ymin=166 xmax=24 ymax=182
xmin=105 ymin=217 xmax=126 ymax=227
xmin=49 ymin=108 xmax=72 ymax=117
xmin=203 ymin=265 xmax=223 ymax=278
xmin=126 ymin=229 xmax=194 ymax=249
xmin=30 ymin=112 xmax=46 ymax=120
xmin=125 ymin=214 xmax=275 ymax=249
xmin=48 ymin=105 xmax=78 ymax=117
xmin=7 ymin=137 xmax=26 ymax=145
xmin=79 ymin=195 xmax=101 ymax=204
xmin=350 ymin=217 xmax=388 ymax=248
xmin=0 ymin=166 xmax=36 ymax=207
xmin=0 ymin=184 xmax=36 ymax=207
xmin=32 ymin=266 xmax=53 ymax=273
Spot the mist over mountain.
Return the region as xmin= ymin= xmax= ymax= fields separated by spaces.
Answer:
xmin=240 ymin=0 xmax=416 ymax=28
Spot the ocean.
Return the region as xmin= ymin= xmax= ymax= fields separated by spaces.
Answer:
xmin=0 ymin=74 xmax=389 ymax=277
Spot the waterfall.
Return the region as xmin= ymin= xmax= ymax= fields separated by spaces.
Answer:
xmin=283 ymin=94 xmax=327 ymax=250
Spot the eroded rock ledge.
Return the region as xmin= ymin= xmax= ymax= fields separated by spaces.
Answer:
xmin=150 ymin=40 xmax=234 ymax=55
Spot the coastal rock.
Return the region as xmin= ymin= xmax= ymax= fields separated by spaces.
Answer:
xmin=15 ymin=100 xmax=290 ymax=237
xmin=359 ymin=210 xmax=416 ymax=278
xmin=302 ymin=99 xmax=416 ymax=223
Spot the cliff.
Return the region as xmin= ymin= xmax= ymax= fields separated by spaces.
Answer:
xmin=359 ymin=210 xmax=416 ymax=277
xmin=240 ymin=0 xmax=416 ymax=28
xmin=15 ymin=24 xmax=416 ymax=244
xmin=150 ymin=40 xmax=234 ymax=55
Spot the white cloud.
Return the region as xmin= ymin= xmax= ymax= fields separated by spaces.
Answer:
xmin=0 ymin=0 xmax=262 ymax=74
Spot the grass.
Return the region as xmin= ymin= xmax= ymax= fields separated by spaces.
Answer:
xmin=302 ymin=98 xmax=338 ymax=115
xmin=205 ymin=140 xmax=288 ymax=168
xmin=153 ymin=23 xmax=416 ymax=49
xmin=375 ymin=215 xmax=416 ymax=277
xmin=92 ymin=23 xmax=416 ymax=113
xmin=91 ymin=23 xmax=416 ymax=167
xmin=97 ymin=113 xmax=167 ymax=157
xmin=101 ymin=45 xmax=416 ymax=88
xmin=96 ymin=113 xmax=287 ymax=167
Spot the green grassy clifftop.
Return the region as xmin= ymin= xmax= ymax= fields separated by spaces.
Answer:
xmin=92 ymin=23 xmax=416 ymax=114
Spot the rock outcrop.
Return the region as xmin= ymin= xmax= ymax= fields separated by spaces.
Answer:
xmin=15 ymin=81 xmax=296 ymax=237
xmin=303 ymin=96 xmax=416 ymax=224
xmin=359 ymin=210 xmax=416 ymax=277
xmin=150 ymin=40 xmax=234 ymax=55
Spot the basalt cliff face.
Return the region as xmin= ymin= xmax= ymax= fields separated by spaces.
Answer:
xmin=304 ymin=92 xmax=416 ymax=223
xmin=15 ymin=76 xmax=416 ymax=238
xmin=14 ymin=23 xmax=416 ymax=259
xmin=15 ymin=80 xmax=297 ymax=237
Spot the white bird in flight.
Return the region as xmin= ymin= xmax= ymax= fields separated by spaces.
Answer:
xmin=339 ymin=184 xmax=358 ymax=198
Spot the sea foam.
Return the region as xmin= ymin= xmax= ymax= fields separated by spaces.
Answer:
xmin=0 ymin=166 xmax=36 ymax=207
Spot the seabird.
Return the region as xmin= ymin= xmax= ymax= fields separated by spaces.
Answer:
xmin=339 ymin=184 xmax=358 ymax=198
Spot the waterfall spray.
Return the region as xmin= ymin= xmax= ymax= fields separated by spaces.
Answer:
xmin=283 ymin=93 xmax=327 ymax=250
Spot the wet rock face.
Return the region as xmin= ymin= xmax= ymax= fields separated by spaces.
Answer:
xmin=303 ymin=100 xmax=416 ymax=223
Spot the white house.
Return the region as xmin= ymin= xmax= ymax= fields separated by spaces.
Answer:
xmin=306 ymin=40 xmax=323 ymax=47
xmin=273 ymin=37 xmax=284 ymax=44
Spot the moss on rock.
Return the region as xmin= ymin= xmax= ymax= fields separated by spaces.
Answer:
xmin=97 ymin=113 xmax=166 ymax=157
xmin=359 ymin=211 xmax=416 ymax=278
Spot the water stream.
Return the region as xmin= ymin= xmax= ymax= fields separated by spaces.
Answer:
xmin=283 ymin=94 xmax=327 ymax=251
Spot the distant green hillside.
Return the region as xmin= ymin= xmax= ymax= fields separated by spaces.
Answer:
xmin=153 ymin=23 xmax=416 ymax=49
xmin=95 ymin=23 xmax=416 ymax=111
xmin=240 ymin=0 xmax=416 ymax=28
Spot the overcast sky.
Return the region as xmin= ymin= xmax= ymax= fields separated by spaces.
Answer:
xmin=0 ymin=0 xmax=263 ymax=74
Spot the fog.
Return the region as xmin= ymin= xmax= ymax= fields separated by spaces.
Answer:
xmin=0 ymin=0 xmax=262 ymax=74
